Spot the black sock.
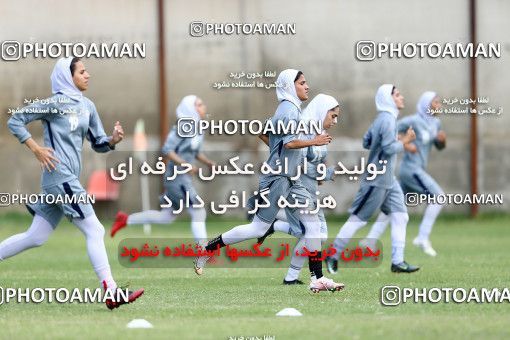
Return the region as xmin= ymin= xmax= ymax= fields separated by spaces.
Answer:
xmin=205 ymin=234 xmax=226 ymax=251
xmin=308 ymin=251 xmax=323 ymax=279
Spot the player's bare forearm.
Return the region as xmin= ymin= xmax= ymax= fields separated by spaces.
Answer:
xmin=24 ymin=137 xmax=40 ymax=153
xmin=284 ymin=139 xmax=315 ymax=149
xmin=285 ymin=134 xmax=332 ymax=149
xmin=196 ymin=153 xmax=215 ymax=167
xmin=167 ymin=151 xmax=188 ymax=166
xmin=259 ymin=134 xmax=269 ymax=146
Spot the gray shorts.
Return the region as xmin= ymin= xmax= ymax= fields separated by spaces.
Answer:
xmin=26 ymin=179 xmax=95 ymax=228
xmin=348 ymin=181 xmax=407 ymax=222
xmin=399 ymin=168 xmax=444 ymax=196
xmin=248 ymin=176 xmax=316 ymax=237
xmin=160 ymin=174 xmax=200 ymax=207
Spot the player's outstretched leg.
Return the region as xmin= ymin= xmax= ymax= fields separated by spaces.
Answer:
xmin=0 ymin=215 xmax=53 ymax=261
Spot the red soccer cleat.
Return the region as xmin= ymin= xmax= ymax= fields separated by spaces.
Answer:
xmin=103 ymin=281 xmax=144 ymax=310
xmin=110 ymin=211 xmax=128 ymax=238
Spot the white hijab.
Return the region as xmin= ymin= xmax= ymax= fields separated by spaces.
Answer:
xmin=302 ymin=94 xmax=339 ymax=137
xmin=176 ymin=95 xmax=203 ymax=146
xmin=417 ymin=91 xmax=437 ymax=120
xmin=301 ymin=94 xmax=339 ymax=160
xmin=176 ymin=95 xmax=199 ymax=120
xmin=276 ymin=69 xmax=302 ymax=110
xmin=375 ymin=84 xmax=399 ymax=118
xmin=417 ymin=91 xmax=439 ymax=136
xmin=50 ymin=57 xmax=83 ymax=101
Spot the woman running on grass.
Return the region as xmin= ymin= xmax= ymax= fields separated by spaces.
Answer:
xmin=360 ymin=91 xmax=446 ymax=256
xmin=2 ymin=57 xmax=144 ymax=309
xmin=256 ymin=93 xmax=341 ymax=285
xmin=110 ymin=95 xmax=215 ymax=242
xmin=194 ymin=69 xmax=344 ymax=293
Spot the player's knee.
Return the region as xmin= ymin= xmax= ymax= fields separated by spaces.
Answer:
xmin=320 ymin=229 xmax=328 ymax=244
xmin=22 ymin=228 xmax=50 ymax=247
xmin=95 ymin=224 xmax=106 ymax=238
xmin=190 ymin=207 xmax=206 ymax=222
xmin=392 ymin=212 xmax=409 ymax=225
xmin=429 ymin=203 xmax=443 ymax=211
xmin=255 ymin=228 xmax=268 ymax=238
xmin=253 ymin=222 xmax=271 ymax=238
xmin=25 ymin=229 xmax=51 ymax=247
xmin=349 ymin=214 xmax=367 ymax=227
xmin=86 ymin=215 xmax=106 ymax=239
xmin=86 ymin=222 xmax=105 ymax=240
xmin=31 ymin=234 xmax=49 ymax=247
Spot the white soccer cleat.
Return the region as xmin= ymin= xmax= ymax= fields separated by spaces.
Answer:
xmin=413 ymin=237 xmax=437 ymax=257
xmin=309 ymin=276 xmax=345 ymax=293
xmin=193 ymin=254 xmax=210 ymax=275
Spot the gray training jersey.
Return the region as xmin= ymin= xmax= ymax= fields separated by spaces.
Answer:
xmin=7 ymin=93 xmax=114 ymax=189
xmin=301 ymin=144 xmax=335 ymax=193
xmin=263 ymin=100 xmax=305 ymax=180
xmin=397 ymin=113 xmax=443 ymax=171
xmin=361 ymin=111 xmax=404 ymax=189
xmin=161 ymin=126 xmax=203 ymax=178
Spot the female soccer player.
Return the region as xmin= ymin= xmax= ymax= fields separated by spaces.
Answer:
xmin=110 ymin=95 xmax=214 ymax=242
xmin=326 ymin=84 xmax=420 ymax=274
xmin=194 ymin=69 xmax=344 ymax=293
xmin=2 ymin=57 xmax=143 ymax=309
xmin=257 ymin=93 xmax=341 ymax=284
xmin=360 ymin=91 xmax=446 ymax=256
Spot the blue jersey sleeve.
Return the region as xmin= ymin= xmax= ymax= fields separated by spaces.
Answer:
xmin=161 ymin=128 xmax=184 ymax=155
xmin=379 ymin=116 xmax=404 ymax=156
xmin=7 ymin=99 xmax=55 ymax=144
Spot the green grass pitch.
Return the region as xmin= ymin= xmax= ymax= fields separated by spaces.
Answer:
xmin=0 ymin=212 xmax=509 ymax=339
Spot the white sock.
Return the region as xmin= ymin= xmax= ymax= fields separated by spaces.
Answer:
xmin=274 ymin=220 xmax=291 ymax=234
xmin=72 ymin=214 xmax=117 ymax=290
xmin=187 ymin=207 xmax=207 ymax=242
xmin=127 ymin=208 xmax=176 ymax=225
xmin=300 ymin=213 xmax=322 ymax=252
xmin=417 ymin=204 xmax=442 ymax=241
xmin=285 ymin=237 xmax=306 ymax=281
xmin=320 ymin=221 xmax=328 ymax=244
xmin=332 ymin=215 xmax=367 ymax=260
xmin=221 ymin=215 xmax=271 ymax=245
xmin=0 ymin=214 xmax=53 ymax=260
xmin=366 ymin=212 xmax=390 ymax=240
xmin=390 ymin=212 xmax=409 ymax=265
